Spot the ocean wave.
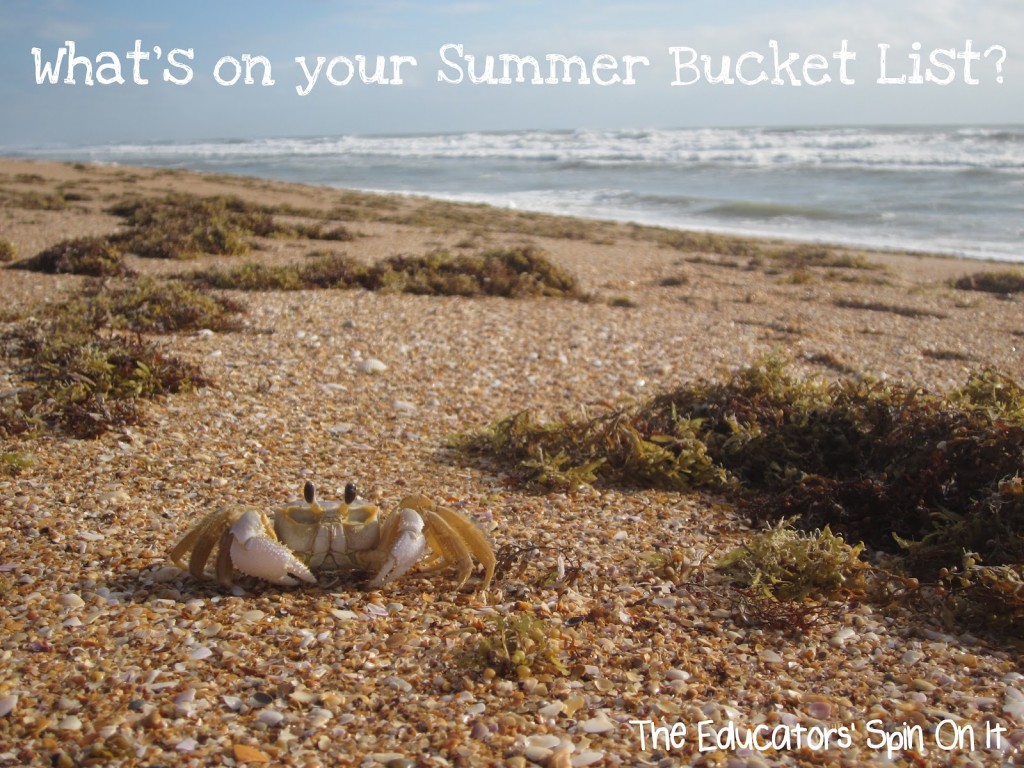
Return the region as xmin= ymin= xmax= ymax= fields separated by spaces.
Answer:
xmin=19 ymin=125 xmax=1024 ymax=174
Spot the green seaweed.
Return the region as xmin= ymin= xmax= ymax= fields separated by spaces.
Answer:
xmin=0 ymin=279 xmax=227 ymax=439
xmin=715 ymin=519 xmax=867 ymax=600
xmin=190 ymin=246 xmax=584 ymax=299
xmin=468 ymin=612 xmax=569 ymax=679
xmin=9 ymin=236 xmax=132 ymax=277
xmin=108 ymin=193 xmax=267 ymax=259
xmin=458 ymin=354 xmax=1024 ymax=631
xmin=65 ymin=277 xmax=245 ymax=334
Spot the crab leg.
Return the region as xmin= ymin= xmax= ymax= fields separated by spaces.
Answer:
xmin=367 ymin=508 xmax=426 ymax=588
xmin=397 ymin=495 xmax=496 ymax=591
xmin=217 ymin=509 xmax=317 ymax=587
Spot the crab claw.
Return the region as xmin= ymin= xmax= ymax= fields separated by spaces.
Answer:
xmin=368 ymin=508 xmax=426 ymax=588
xmin=220 ymin=509 xmax=316 ymax=587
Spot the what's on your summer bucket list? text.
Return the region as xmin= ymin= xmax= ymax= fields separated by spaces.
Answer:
xmin=30 ymin=39 xmax=1009 ymax=95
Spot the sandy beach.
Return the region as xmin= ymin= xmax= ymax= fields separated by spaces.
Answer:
xmin=1 ymin=158 xmax=1022 ymax=767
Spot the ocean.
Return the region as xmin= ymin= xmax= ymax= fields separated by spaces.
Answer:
xmin=11 ymin=125 xmax=1024 ymax=263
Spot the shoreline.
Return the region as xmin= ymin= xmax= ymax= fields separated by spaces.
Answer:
xmin=7 ymin=123 xmax=1021 ymax=267
xmin=1 ymin=158 xmax=1023 ymax=766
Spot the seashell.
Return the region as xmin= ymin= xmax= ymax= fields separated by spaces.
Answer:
xmin=0 ymin=695 xmax=18 ymax=717
xmin=1003 ymin=687 xmax=1024 ymax=720
xmin=581 ymin=713 xmax=616 ymax=733
xmin=257 ymin=708 xmax=284 ymax=726
xmin=525 ymin=734 xmax=562 ymax=750
xmin=58 ymin=593 xmax=85 ymax=609
xmin=357 ymin=358 xmax=387 ymax=374
xmin=538 ymin=701 xmax=564 ymax=718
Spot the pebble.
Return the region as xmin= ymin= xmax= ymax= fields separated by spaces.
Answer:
xmin=190 ymin=645 xmax=214 ymax=660
xmin=357 ymin=358 xmax=388 ymax=374
xmin=571 ymin=752 xmax=604 ymax=767
xmin=901 ymin=649 xmax=923 ymax=665
xmin=233 ymin=744 xmax=271 ymax=763
xmin=57 ymin=715 xmax=82 ymax=731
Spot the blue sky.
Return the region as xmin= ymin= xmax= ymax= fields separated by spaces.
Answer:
xmin=0 ymin=0 xmax=1020 ymax=146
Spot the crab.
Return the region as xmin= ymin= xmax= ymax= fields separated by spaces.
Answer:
xmin=170 ymin=480 xmax=495 ymax=591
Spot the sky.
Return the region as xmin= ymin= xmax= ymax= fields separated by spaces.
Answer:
xmin=0 ymin=0 xmax=1021 ymax=147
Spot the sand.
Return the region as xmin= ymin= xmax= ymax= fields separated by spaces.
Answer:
xmin=0 ymin=158 xmax=1022 ymax=767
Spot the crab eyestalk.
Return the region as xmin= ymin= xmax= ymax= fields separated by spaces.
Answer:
xmin=303 ymin=480 xmax=316 ymax=504
xmin=345 ymin=482 xmax=358 ymax=504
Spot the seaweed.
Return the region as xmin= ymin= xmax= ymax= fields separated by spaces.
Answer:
xmin=954 ymin=270 xmax=1024 ymax=295
xmin=65 ymin=277 xmax=245 ymax=334
xmin=189 ymin=254 xmax=363 ymax=292
xmin=364 ymin=246 xmax=582 ymax=299
xmin=190 ymin=246 xmax=584 ymax=299
xmin=467 ymin=612 xmax=569 ymax=679
xmin=715 ymin=519 xmax=867 ymax=600
xmin=0 ymin=279 xmax=225 ymax=439
xmin=9 ymin=236 xmax=132 ymax=277
xmin=457 ymin=354 xmax=1024 ymax=630
xmin=942 ymin=552 xmax=1024 ymax=636
xmin=108 ymin=193 xmax=267 ymax=259
xmin=0 ymin=240 xmax=15 ymax=262
xmin=2 ymin=320 xmax=207 ymax=439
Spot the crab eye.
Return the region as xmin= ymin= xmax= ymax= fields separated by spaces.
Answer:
xmin=303 ymin=480 xmax=316 ymax=504
xmin=344 ymin=483 xmax=357 ymax=504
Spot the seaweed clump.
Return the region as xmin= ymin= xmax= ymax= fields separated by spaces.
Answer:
xmin=108 ymin=193 xmax=272 ymax=259
xmin=459 ymin=355 xmax=1024 ymax=625
xmin=1 ymin=317 xmax=207 ymax=439
xmin=0 ymin=240 xmax=15 ymax=262
xmin=66 ymin=277 xmax=245 ymax=333
xmin=0 ymin=280 xmax=232 ymax=438
xmin=190 ymin=246 xmax=584 ymax=299
xmin=954 ymin=269 xmax=1024 ymax=295
xmin=10 ymin=236 xmax=132 ymax=277
xmin=189 ymin=254 xmax=363 ymax=292
xmin=715 ymin=519 xmax=867 ymax=600
xmin=366 ymin=246 xmax=581 ymax=298
xmin=467 ymin=612 xmax=569 ymax=680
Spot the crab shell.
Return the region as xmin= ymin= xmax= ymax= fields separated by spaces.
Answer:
xmin=170 ymin=482 xmax=495 ymax=591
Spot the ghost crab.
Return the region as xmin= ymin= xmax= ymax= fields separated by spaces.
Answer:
xmin=171 ymin=481 xmax=495 ymax=591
